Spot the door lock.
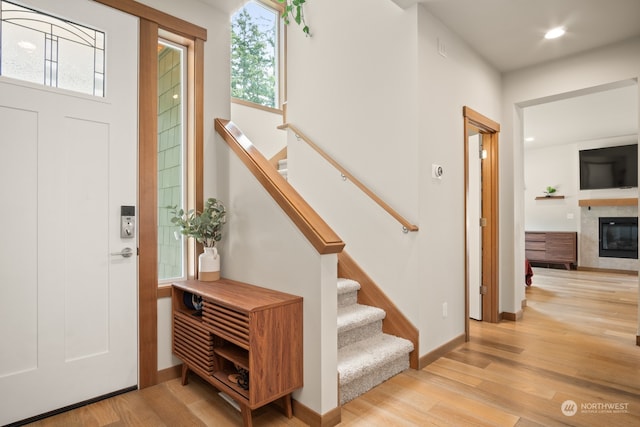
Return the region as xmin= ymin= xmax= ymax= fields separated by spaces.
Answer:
xmin=121 ymin=205 xmax=135 ymax=238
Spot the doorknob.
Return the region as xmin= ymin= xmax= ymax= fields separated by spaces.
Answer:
xmin=111 ymin=247 xmax=134 ymax=258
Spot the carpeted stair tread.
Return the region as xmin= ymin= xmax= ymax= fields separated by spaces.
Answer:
xmin=337 ymin=304 xmax=385 ymax=334
xmin=338 ymin=333 xmax=414 ymax=384
xmin=277 ymin=159 xmax=288 ymax=180
xmin=337 ymin=278 xmax=360 ymax=295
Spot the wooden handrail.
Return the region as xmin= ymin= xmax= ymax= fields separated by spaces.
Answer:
xmin=215 ymin=119 xmax=345 ymax=255
xmin=278 ymin=123 xmax=419 ymax=232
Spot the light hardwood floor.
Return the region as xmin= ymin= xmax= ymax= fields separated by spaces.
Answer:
xmin=26 ymin=268 xmax=639 ymax=426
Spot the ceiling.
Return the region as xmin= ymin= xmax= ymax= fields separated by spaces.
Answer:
xmin=393 ymin=0 xmax=640 ymax=148
xmin=218 ymin=0 xmax=640 ymax=145
xmin=398 ymin=0 xmax=640 ymax=73
xmin=523 ymin=83 xmax=638 ymax=150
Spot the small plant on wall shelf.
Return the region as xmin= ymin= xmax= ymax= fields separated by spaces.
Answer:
xmin=277 ymin=0 xmax=311 ymax=36
xmin=544 ymin=186 xmax=557 ymax=197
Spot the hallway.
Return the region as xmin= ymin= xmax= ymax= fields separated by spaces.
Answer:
xmin=26 ymin=269 xmax=639 ymax=426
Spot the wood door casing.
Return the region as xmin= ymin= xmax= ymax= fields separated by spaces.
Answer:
xmin=464 ymin=106 xmax=501 ymax=339
xmin=96 ymin=0 xmax=207 ymax=389
xmin=481 ymin=130 xmax=499 ymax=323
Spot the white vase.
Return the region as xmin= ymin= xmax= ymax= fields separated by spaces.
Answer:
xmin=199 ymin=246 xmax=220 ymax=281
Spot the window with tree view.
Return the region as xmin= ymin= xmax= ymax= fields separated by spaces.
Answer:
xmin=231 ymin=1 xmax=279 ymax=108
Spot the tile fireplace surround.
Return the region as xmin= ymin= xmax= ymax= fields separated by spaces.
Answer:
xmin=580 ymin=204 xmax=639 ymax=271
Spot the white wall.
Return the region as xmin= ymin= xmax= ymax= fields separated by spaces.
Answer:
xmin=416 ymin=7 xmax=501 ymax=350
xmin=524 ymin=135 xmax=637 ymax=232
xmin=502 ymin=37 xmax=640 ymax=324
xmin=286 ymin=0 xmax=421 ymax=329
xmin=524 ymin=142 xmax=579 ymax=231
xmin=230 ymin=102 xmax=286 ymax=159
xmin=287 ymin=0 xmax=419 ymax=218
xmin=216 ymin=141 xmax=339 ymax=414
xmin=286 ymin=0 xmax=502 ymax=359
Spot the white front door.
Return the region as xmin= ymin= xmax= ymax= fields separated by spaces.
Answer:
xmin=468 ymin=132 xmax=483 ymax=320
xmin=0 ymin=1 xmax=138 ymax=424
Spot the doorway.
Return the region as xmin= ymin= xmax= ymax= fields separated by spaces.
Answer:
xmin=464 ymin=106 xmax=501 ymax=339
xmin=0 ymin=0 xmax=138 ymax=424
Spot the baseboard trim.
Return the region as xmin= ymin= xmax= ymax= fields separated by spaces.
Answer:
xmin=501 ymin=310 xmax=523 ymax=321
xmin=157 ymin=364 xmax=182 ymax=383
xmin=292 ymin=399 xmax=341 ymax=427
xmin=418 ymin=333 xmax=465 ymax=370
xmin=577 ymin=266 xmax=638 ymax=275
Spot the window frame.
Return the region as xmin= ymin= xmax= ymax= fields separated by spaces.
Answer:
xmin=230 ymin=0 xmax=286 ymax=112
xmin=157 ymin=35 xmax=190 ymax=285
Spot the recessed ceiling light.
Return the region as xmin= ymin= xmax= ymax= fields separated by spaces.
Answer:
xmin=525 ymin=137 xmax=535 ymax=142
xmin=544 ymin=27 xmax=565 ymax=40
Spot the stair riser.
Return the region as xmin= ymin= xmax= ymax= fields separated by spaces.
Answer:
xmin=339 ymin=355 xmax=410 ymax=405
xmin=338 ymin=290 xmax=358 ymax=308
xmin=338 ymin=320 xmax=382 ymax=349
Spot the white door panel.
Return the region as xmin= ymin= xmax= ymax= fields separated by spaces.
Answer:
xmin=0 ymin=1 xmax=138 ymax=424
xmin=0 ymin=105 xmax=39 ymax=378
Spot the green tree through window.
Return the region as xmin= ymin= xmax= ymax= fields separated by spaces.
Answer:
xmin=231 ymin=1 xmax=277 ymax=108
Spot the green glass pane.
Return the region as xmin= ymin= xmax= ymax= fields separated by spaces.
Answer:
xmin=157 ymin=42 xmax=185 ymax=281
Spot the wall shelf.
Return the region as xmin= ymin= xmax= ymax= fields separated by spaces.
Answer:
xmin=578 ymin=198 xmax=638 ymax=207
xmin=535 ymin=195 xmax=565 ymax=200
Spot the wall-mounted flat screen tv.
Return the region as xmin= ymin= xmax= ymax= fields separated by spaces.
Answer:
xmin=579 ymin=144 xmax=638 ymax=190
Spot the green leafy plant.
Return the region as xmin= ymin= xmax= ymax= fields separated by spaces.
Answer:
xmin=169 ymin=198 xmax=227 ymax=248
xmin=278 ymin=0 xmax=310 ymax=36
xmin=544 ymin=186 xmax=557 ymax=196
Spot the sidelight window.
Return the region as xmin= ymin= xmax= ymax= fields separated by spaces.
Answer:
xmin=158 ymin=39 xmax=187 ymax=281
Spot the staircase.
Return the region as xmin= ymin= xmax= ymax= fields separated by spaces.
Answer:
xmin=337 ymin=278 xmax=414 ymax=405
xmin=277 ymin=158 xmax=288 ymax=180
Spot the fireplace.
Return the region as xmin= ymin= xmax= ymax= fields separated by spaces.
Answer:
xmin=598 ymin=217 xmax=638 ymax=259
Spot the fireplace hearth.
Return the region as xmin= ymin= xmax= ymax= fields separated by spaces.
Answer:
xmin=599 ymin=217 xmax=638 ymax=259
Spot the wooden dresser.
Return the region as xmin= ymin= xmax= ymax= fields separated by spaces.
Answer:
xmin=171 ymin=279 xmax=303 ymax=427
xmin=525 ymin=231 xmax=577 ymax=270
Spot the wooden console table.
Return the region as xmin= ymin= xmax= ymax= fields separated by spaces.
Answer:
xmin=525 ymin=231 xmax=577 ymax=270
xmin=171 ymin=279 xmax=303 ymax=427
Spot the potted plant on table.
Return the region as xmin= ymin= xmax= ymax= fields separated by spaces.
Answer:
xmin=169 ymin=197 xmax=227 ymax=281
